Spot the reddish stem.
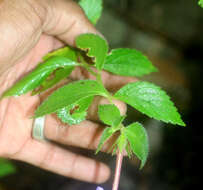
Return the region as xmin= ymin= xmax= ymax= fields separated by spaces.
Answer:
xmin=112 ymin=150 xmax=124 ymax=190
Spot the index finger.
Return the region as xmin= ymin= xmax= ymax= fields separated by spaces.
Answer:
xmin=42 ymin=0 xmax=100 ymax=46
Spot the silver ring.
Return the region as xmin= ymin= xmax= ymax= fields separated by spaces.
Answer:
xmin=32 ymin=116 xmax=46 ymax=141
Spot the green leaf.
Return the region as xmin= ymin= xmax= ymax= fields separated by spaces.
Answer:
xmin=114 ymin=81 xmax=185 ymax=126
xmin=0 ymin=158 xmax=16 ymax=178
xmin=117 ymin=132 xmax=127 ymax=153
xmin=57 ymin=96 xmax=93 ymax=125
xmin=199 ymin=0 xmax=203 ymax=8
xmin=98 ymin=104 xmax=125 ymax=127
xmin=96 ymin=127 xmax=116 ymax=154
xmin=35 ymin=80 xmax=108 ymax=117
xmin=104 ymin=48 xmax=158 ymax=77
xmin=76 ymin=34 xmax=108 ymax=70
xmin=32 ymin=67 xmax=74 ymax=95
xmin=79 ymin=0 xmax=103 ymax=25
xmin=124 ymin=122 xmax=149 ymax=169
xmin=33 ymin=47 xmax=78 ymax=94
xmin=43 ymin=47 xmax=77 ymax=61
xmin=2 ymin=56 xmax=78 ymax=97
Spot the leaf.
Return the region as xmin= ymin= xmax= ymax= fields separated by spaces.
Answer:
xmin=33 ymin=47 xmax=78 ymax=94
xmin=0 ymin=158 xmax=16 ymax=178
xmin=114 ymin=81 xmax=185 ymax=126
xmin=76 ymin=34 xmax=108 ymax=70
xmin=199 ymin=0 xmax=203 ymax=8
xmin=43 ymin=47 xmax=77 ymax=61
xmin=124 ymin=122 xmax=149 ymax=169
xmin=96 ymin=127 xmax=116 ymax=154
xmin=117 ymin=132 xmax=127 ymax=153
xmin=98 ymin=104 xmax=125 ymax=127
xmin=35 ymin=80 xmax=108 ymax=117
xmin=104 ymin=48 xmax=158 ymax=77
xmin=57 ymin=96 xmax=93 ymax=125
xmin=2 ymin=56 xmax=78 ymax=97
xmin=79 ymin=0 xmax=103 ymax=25
xmin=32 ymin=67 xmax=74 ymax=95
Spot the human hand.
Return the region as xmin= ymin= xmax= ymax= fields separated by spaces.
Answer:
xmin=0 ymin=0 xmax=134 ymax=183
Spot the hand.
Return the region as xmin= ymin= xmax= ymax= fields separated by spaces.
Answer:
xmin=0 ymin=0 xmax=134 ymax=183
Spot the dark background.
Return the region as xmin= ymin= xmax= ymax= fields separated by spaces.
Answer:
xmin=0 ymin=0 xmax=203 ymax=189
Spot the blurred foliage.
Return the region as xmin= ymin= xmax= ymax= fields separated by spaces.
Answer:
xmin=0 ymin=158 xmax=16 ymax=178
xmin=199 ymin=0 xmax=203 ymax=8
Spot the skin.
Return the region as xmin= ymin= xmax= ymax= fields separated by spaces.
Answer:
xmin=0 ymin=0 xmax=135 ymax=184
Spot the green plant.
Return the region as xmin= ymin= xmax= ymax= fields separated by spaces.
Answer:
xmin=0 ymin=0 xmax=185 ymax=189
xmin=0 ymin=158 xmax=16 ymax=178
xmin=199 ymin=0 xmax=203 ymax=8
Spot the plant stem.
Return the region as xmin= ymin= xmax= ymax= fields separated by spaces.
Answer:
xmin=112 ymin=150 xmax=124 ymax=190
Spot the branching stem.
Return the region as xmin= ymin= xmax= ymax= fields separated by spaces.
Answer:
xmin=112 ymin=150 xmax=124 ymax=190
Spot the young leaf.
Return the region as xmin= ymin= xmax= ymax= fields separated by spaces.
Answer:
xmin=124 ymin=122 xmax=149 ymax=169
xmin=98 ymin=104 xmax=125 ymax=127
xmin=104 ymin=48 xmax=158 ymax=77
xmin=0 ymin=158 xmax=16 ymax=178
xmin=96 ymin=127 xmax=116 ymax=154
xmin=57 ymin=96 xmax=93 ymax=125
xmin=35 ymin=80 xmax=108 ymax=118
xmin=114 ymin=81 xmax=185 ymax=126
xmin=117 ymin=132 xmax=127 ymax=153
xmin=2 ymin=56 xmax=78 ymax=97
xmin=76 ymin=34 xmax=108 ymax=70
xmin=79 ymin=0 xmax=103 ymax=25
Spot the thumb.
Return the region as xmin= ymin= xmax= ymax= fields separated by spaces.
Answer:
xmin=42 ymin=0 xmax=100 ymax=46
xmin=0 ymin=0 xmax=99 ymax=73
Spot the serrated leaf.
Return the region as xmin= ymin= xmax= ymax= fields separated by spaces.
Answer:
xmin=114 ymin=81 xmax=185 ymax=126
xmin=35 ymin=80 xmax=108 ymax=117
xmin=98 ymin=104 xmax=125 ymax=127
xmin=76 ymin=34 xmax=108 ymax=70
xmin=0 ymin=158 xmax=16 ymax=178
xmin=124 ymin=122 xmax=149 ymax=169
xmin=2 ymin=56 xmax=78 ymax=97
xmin=79 ymin=0 xmax=103 ymax=25
xmin=57 ymin=96 xmax=93 ymax=125
xmin=104 ymin=48 xmax=158 ymax=77
xmin=96 ymin=127 xmax=115 ymax=154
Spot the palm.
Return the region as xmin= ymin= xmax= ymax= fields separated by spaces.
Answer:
xmin=0 ymin=35 xmax=60 ymax=157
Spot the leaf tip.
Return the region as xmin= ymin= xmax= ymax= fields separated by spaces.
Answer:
xmin=177 ymin=119 xmax=186 ymax=127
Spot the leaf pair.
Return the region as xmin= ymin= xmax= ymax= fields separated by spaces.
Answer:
xmin=76 ymin=34 xmax=158 ymax=77
xmin=79 ymin=0 xmax=157 ymax=77
xmin=97 ymin=104 xmax=148 ymax=169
